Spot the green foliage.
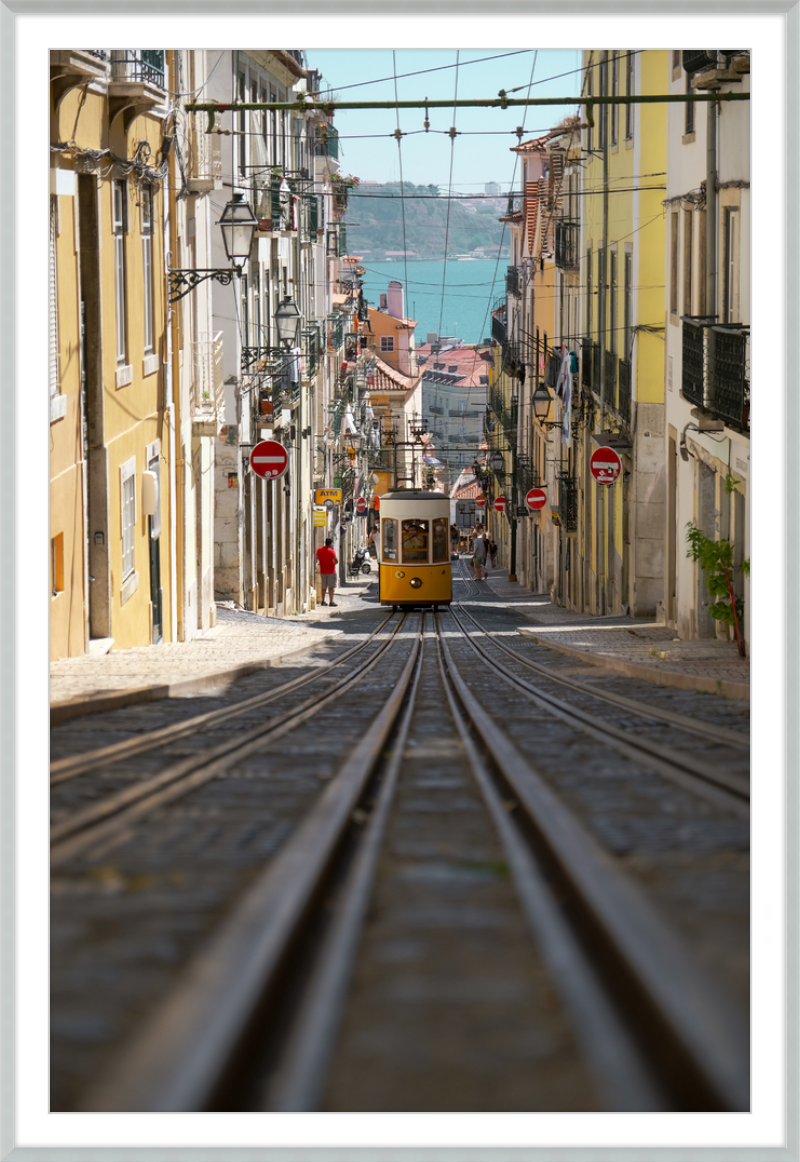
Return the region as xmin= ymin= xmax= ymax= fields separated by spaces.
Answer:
xmin=685 ymin=522 xmax=745 ymax=627
xmin=725 ymin=472 xmax=744 ymax=496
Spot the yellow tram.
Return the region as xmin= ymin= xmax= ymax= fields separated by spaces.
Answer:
xmin=378 ymin=490 xmax=453 ymax=609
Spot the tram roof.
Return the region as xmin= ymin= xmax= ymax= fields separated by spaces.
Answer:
xmin=379 ymin=490 xmax=447 ymax=502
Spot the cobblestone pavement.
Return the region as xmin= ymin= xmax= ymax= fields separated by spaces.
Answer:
xmin=475 ymin=564 xmax=750 ymax=698
xmin=49 ymin=578 xmax=377 ymax=710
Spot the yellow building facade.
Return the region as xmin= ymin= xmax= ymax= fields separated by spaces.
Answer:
xmin=50 ymin=51 xmax=173 ymax=657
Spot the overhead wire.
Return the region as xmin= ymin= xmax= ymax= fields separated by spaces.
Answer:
xmin=437 ymin=51 xmax=460 ymax=339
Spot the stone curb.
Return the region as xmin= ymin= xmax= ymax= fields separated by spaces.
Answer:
xmin=515 ymin=628 xmax=750 ymax=702
xmin=50 ymin=632 xmax=344 ymax=726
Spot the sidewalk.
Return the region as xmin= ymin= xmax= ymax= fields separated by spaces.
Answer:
xmin=479 ymin=567 xmax=750 ymax=701
xmin=50 ymin=602 xmax=351 ymax=724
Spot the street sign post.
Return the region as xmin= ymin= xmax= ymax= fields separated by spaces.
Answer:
xmin=590 ymin=447 xmax=622 ymax=485
xmin=250 ymin=440 xmax=288 ymax=479
xmin=494 ymin=496 xmax=506 ymax=513
xmin=525 ymin=487 xmax=547 ymax=511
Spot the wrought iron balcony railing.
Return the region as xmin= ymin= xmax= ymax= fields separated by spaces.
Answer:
xmin=555 ymin=221 xmax=580 ymax=272
xmin=682 ymin=317 xmax=749 ymax=433
xmin=603 ymin=351 xmax=617 ymax=408
xmin=505 ymin=265 xmax=520 ymax=297
xmin=110 ymin=50 xmax=165 ymax=87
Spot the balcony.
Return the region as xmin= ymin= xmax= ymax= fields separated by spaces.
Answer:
xmin=50 ymin=50 xmax=109 ymax=107
xmin=315 ymin=124 xmax=339 ymax=160
xmin=555 ymin=221 xmax=580 ymax=272
xmin=108 ymin=51 xmax=166 ymax=131
xmin=681 ymin=317 xmax=749 ymax=433
xmin=192 ymin=331 xmax=224 ymax=428
xmin=188 ymin=125 xmax=222 ymax=193
xmin=505 ymin=265 xmax=520 ymax=297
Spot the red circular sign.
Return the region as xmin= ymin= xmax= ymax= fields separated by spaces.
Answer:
xmin=356 ymin=498 xmax=367 ymax=513
xmin=494 ymin=496 xmax=506 ymax=513
xmin=525 ymin=488 xmax=547 ymax=511
xmin=590 ymin=447 xmax=622 ymax=485
xmin=475 ymin=496 xmax=487 ymax=508
xmin=250 ymin=440 xmax=288 ymax=479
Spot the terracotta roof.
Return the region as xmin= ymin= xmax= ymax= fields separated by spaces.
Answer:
xmin=453 ymin=480 xmax=483 ymax=500
xmin=512 ymin=134 xmax=549 ymax=154
xmin=369 ymin=354 xmax=419 ymax=393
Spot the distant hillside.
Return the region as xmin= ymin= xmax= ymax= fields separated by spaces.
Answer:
xmin=343 ymin=182 xmax=508 ymax=260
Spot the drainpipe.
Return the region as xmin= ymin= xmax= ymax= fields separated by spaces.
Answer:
xmin=166 ymin=50 xmax=183 ymax=641
xmin=706 ymin=95 xmax=717 ymax=318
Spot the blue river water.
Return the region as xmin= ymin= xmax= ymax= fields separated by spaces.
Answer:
xmin=358 ymin=258 xmax=508 ymax=348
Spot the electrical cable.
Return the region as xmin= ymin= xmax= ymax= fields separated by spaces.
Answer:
xmin=437 ymin=52 xmax=460 ymax=339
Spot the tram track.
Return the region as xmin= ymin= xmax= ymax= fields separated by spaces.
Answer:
xmin=77 ymin=608 xmax=747 ymax=1114
xmin=50 ymin=612 xmax=408 ymax=867
xmin=452 ymin=559 xmax=748 ymax=813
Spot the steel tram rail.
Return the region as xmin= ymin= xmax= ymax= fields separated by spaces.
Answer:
xmin=84 ymin=615 xmax=427 ymax=1113
xmin=50 ymin=613 xmax=410 ymax=867
xmin=51 ymin=611 xmax=398 ymax=785
xmin=456 ymin=557 xmax=748 ymax=750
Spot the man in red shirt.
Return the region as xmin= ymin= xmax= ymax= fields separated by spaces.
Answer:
xmin=316 ymin=538 xmax=338 ymax=607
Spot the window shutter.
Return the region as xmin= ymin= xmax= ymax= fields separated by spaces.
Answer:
xmin=49 ymin=197 xmax=59 ymax=399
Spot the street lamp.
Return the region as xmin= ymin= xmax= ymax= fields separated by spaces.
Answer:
xmin=274 ymin=296 xmax=302 ymax=349
xmin=489 ymin=449 xmax=505 ymax=474
xmin=168 ymin=192 xmax=258 ymax=302
xmin=532 ymin=383 xmax=563 ymax=431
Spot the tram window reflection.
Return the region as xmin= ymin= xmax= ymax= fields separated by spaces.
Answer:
xmin=432 ymin=517 xmax=448 ymax=563
xmin=382 ymin=518 xmax=398 ymax=561
xmin=402 ymin=519 xmax=429 ymax=563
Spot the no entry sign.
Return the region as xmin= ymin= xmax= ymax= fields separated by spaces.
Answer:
xmin=250 ymin=440 xmax=288 ymax=479
xmin=525 ymin=488 xmax=547 ymax=511
xmin=590 ymin=447 xmax=622 ymax=486
xmin=475 ymin=497 xmax=487 ymax=509
xmin=356 ymin=498 xmax=367 ymax=513
xmin=494 ymin=496 xmax=506 ymax=513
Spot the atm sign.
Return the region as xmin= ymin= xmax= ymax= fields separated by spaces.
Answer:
xmin=314 ymin=488 xmax=342 ymax=505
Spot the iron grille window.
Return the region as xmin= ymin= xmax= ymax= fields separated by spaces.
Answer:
xmin=681 ymin=316 xmax=716 ymax=410
xmin=711 ymin=326 xmax=750 ymax=432
xmin=581 ymin=338 xmax=593 ymax=389
xmin=603 ymin=351 xmax=617 ymax=408
xmin=592 ymin=343 xmax=602 ymax=397
xmin=618 ymin=358 xmax=632 ymax=424
xmin=555 ymin=222 xmax=579 ymax=270
xmin=558 ymin=475 xmax=579 ymax=532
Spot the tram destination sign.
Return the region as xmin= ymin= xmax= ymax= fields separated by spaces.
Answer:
xmin=251 ymin=440 xmax=288 ymax=480
xmin=525 ymin=488 xmax=547 ymax=511
xmin=590 ymin=447 xmax=622 ymax=486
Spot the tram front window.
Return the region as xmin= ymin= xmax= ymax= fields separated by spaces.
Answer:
xmin=402 ymin=519 xmax=429 ymax=563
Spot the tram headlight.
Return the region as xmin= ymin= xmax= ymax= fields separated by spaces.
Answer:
xmin=395 ymin=570 xmax=405 ymax=578
xmin=409 ymin=577 xmax=423 ymax=589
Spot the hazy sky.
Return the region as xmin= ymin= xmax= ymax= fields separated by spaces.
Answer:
xmin=306 ymin=49 xmax=582 ymax=193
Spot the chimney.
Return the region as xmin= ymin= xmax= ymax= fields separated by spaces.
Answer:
xmin=387 ymin=280 xmax=404 ymax=320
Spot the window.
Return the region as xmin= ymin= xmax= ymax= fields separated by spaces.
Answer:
xmin=238 ymin=72 xmax=246 ymax=173
xmin=685 ymin=71 xmax=695 ymax=136
xmin=670 ymin=211 xmax=679 ymax=316
xmin=402 ymin=519 xmax=429 ymax=563
xmin=723 ymin=207 xmax=740 ymax=323
xmin=432 ymin=518 xmax=449 ymax=563
xmin=121 ymin=456 xmax=136 ymax=580
xmin=141 ymin=185 xmax=154 ymax=354
xmin=382 ymin=517 xmax=398 ymax=561
xmin=586 ymin=248 xmax=593 ymax=338
xmin=51 ymin=533 xmax=64 ymax=596
xmin=682 ymin=207 xmax=693 ymax=316
xmin=625 ymin=52 xmax=635 ymax=139
xmin=270 ymin=92 xmax=278 ymax=167
xmin=611 ymin=53 xmax=619 ymax=146
xmin=609 ymin=249 xmax=618 ymax=353
xmin=113 ymin=181 xmax=127 ymax=364
xmin=380 ymin=335 xmax=395 ymax=353
xmin=623 ymin=250 xmax=633 ymax=358
xmin=598 ymin=53 xmax=608 ymax=149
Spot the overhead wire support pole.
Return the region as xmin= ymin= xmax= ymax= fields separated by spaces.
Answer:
xmin=186 ymin=92 xmax=749 ymax=130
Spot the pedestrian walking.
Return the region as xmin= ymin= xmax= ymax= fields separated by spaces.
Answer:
xmin=471 ymin=532 xmax=486 ymax=581
xmin=489 ymin=538 xmax=498 ymax=568
xmin=316 ymin=537 xmax=338 ymax=607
